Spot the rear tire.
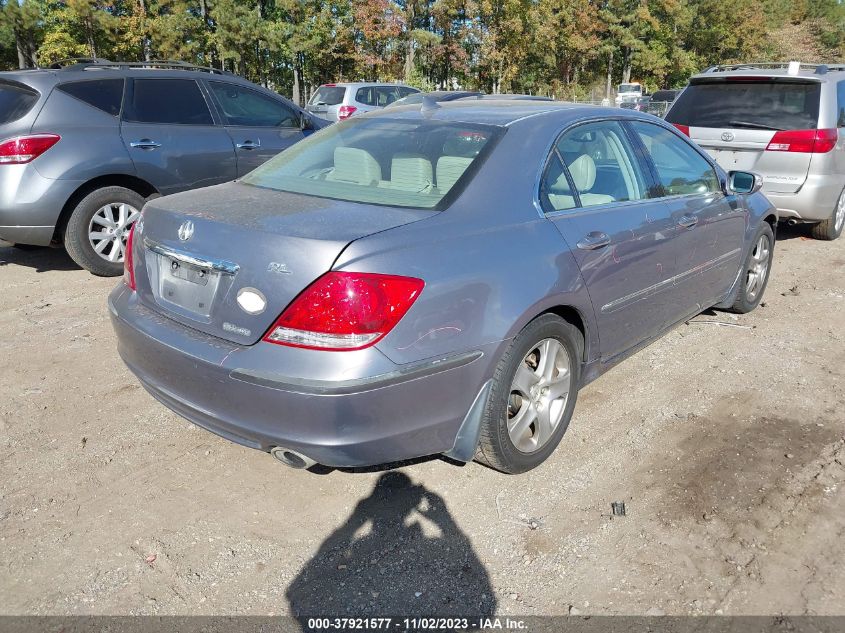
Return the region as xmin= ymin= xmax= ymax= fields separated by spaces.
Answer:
xmin=64 ymin=186 xmax=145 ymax=277
xmin=729 ymin=223 xmax=774 ymax=314
xmin=809 ymin=188 xmax=845 ymax=241
xmin=475 ymin=314 xmax=583 ymax=474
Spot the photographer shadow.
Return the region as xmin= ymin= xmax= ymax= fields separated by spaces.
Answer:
xmin=286 ymin=472 xmax=496 ymax=622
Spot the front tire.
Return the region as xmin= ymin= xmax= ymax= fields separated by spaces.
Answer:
xmin=64 ymin=186 xmax=145 ymax=277
xmin=730 ymin=223 xmax=774 ymax=314
xmin=475 ymin=314 xmax=583 ymax=474
xmin=809 ymin=187 xmax=845 ymax=241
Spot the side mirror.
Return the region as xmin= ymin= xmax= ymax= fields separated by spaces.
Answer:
xmin=728 ymin=170 xmax=763 ymax=194
xmin=300 ymin=115 xmax=314 ymax=131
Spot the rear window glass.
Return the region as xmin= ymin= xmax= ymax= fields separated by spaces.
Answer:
xmin=242 ymin=118 xmax=503 ymax=210
xmin=309 ymin=86 xmax=346 ymax=106
xmin=0 ymin=83 xmax=38 ymax=124
xmin=667 ymin=80 xmax=821 ymax=130
xmin=57 ymin=79 xmax=124 ymax=116
xmin=125 ymin=79 xmax=213 ymax=125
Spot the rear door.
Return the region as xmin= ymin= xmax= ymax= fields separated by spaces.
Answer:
xmin=541 ymin=120 xmax=683 ymax=361
xmin=629 ymin=120 xmax=745 ymax=318
xmin=666 ymin=78 xmax=822 ymax=194
xmin=206 ymin=80 xmax=305 ymax=176
xmin=120 ymin=77 xmax=236 ymax=196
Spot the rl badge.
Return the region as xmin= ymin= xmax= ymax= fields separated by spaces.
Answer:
xmin=236 ymin=287 xmax=267 ymax=315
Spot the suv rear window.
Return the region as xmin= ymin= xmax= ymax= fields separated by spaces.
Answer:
xmin=666 ymin=80 xmax=821 ymax=130
xmin=125 ymin=79 xmax=213 ymax=125
xmin=0 ymin=83 xmax=38 ymax=124
xmin=57 ymin=79 xmax=124 ymax=116
xmin=310 ymin=86 xmax=346 ymax=106
xmin=242 ymin=118 xmax=503 ymax=210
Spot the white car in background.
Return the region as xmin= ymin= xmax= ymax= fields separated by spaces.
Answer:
xmin=306 ymin=82 xmax=420 ymax=122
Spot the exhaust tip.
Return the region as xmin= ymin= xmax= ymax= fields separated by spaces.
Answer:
xmin=787 ymin=219 xmax=799 ymax=226
xmin=270 ymin=446 xmax=316 ymax=470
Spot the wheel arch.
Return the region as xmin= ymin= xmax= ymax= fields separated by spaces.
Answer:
xmin=53 ymin=174 xmax=159 ymax=243
xmin=508 ymin=300 xmax=595 ymax=366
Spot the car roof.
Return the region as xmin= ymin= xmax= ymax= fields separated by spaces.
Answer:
xmin=691 ymin=63 xmax=845 ymax=82
xmin=319 ymin=82 xmax=417 ymax=88
xmin=364 ymin=100 xmax=633 ymax=126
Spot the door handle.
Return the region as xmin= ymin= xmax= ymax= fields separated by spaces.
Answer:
xmin=678 ymin=215 xmax=699 ymax=229
xmin=236 ymin=140 xmax=260 ymax=150
xmin=576 ymin=232 xmax=611 ymax=250
xmin=129 ymin=139 xmax=161 ymax=149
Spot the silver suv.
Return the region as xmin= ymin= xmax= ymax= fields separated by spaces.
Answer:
xmin=665 ymin=62 xmax=845 ymax=240
xmin=0 ymin=59 xmax=323 ymax=275
xmin=305 ymin=82 xmax=420 ymax=121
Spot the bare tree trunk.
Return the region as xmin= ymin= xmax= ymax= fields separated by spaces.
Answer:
xmin=293 ymin=64 xmax=301 ymax=106
xmin=605 ymin=49 xmax=614 ymax=99
xmin=622 ymin=49 xmax=631 ymax=83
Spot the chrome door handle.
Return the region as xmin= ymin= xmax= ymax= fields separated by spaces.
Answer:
xmin=576 ymin=232 xmax=611 ymax=250
xmin=236 ymin=140 xmax=260 ymax=150
xmin=129 ymin=139 xmax=161 ymax=149
xmin=679 ymin=215 xmax=699 ymax=228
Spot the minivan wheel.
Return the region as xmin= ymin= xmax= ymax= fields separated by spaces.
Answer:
xmin=475 ymin=314 xmax=583 ymax=474
xmin=730 ymin=223 xmax=774 ymax=314
xmin=64 ymin=186 xmax=145 ymax=276
xmin=809 ymin=188 xmax=845 ymax=241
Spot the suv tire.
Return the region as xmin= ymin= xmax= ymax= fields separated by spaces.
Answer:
xmin=475 ymin=314 xmax=583 ymax=474
xmin=64 ymin=186 xmax=145 ymax=277
xmin=809 ymin=188 xmax=845 ymax=241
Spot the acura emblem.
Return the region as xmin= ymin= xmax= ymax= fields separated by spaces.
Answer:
xmin=721 ymin=131 xmax=735 ymax=142
xmin=178 ymin=220 xmax=194 ymax=242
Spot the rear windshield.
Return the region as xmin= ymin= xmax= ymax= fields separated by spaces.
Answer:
xmin=309 ymin=86 xmax=346 ymax=106
xmin=667 ymin=80 xmax=821 ymax=130
xmin=0 ymin=83 xmax=39 ymax=124
xmin=242 ymin=118 xmax=503 ymax=210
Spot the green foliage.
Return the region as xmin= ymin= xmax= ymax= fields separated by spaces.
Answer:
xmin=0 ymin=0 xmax=843 ymax=102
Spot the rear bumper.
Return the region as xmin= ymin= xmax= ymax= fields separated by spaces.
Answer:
xmin=108 ymin=286 xmax=494 ymax=467
xmin=764 ymin=173 xmax=844 ymax=222
xmin=0 ymin=165 xmax=82 ymax=245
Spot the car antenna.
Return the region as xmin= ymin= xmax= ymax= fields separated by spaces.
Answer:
xmin=420 ymin=95 xmax=441 ymax=117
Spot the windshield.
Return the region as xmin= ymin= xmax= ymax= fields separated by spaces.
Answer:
xmin=619 ymin=84 xmax=640 ymax=93
xmin=0 ymin=83 xmax=38 ymax=124
xmin=242 ymin=118 xmax=503 ymax=210
xmin=309 ymin=86 xmax=346 ymax=106
xmin=666 ymin=80 xmax=821 ymax=129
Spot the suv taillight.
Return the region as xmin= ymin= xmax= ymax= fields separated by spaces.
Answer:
xmin=766 ymin=128 xmax=837 ymax=153
xmin=123 ymin=223 xmax=136 ymax=290
xmin=263 ymin=272 xmax=424 ymax=351
xmin=337 ymin=105 xmax=357 ymax=120
xmin=672 ymin=124 xmax=690 ymax=136
xmin=0 ymin=134 xmax=61 ymax=164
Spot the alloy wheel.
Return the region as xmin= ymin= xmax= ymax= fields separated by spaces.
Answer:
xmin=745 ymin=234 xmax=771 ymax=301
xmin=836 ymin=189 xmax=845 ymax=233
xmin=88 ymin=203 xmax=140 ymax=263
xmin=506 ymin=338 xmax=572 ymax=453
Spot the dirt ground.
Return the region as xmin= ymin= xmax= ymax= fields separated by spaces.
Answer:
xmin=1 ymin=225 xmax=843 ymax=617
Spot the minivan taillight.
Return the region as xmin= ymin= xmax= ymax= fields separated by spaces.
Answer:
xmin=672 ymin=124 xmax=690 ymax=136
xmin=263 ymin=272 xmax=424 ymax=351
xmin=337 ymin=105 xmax=357 ymax=120
xmin=0 ymin=134 xmax=61 ymax=164
xmin=123 ymin=223 xmax=136 ymax=290
xmin=766 ymin=128 xmax=837 ymax=153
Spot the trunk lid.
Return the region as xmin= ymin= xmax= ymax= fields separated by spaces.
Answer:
xmin=667 ymin=77 xmax=821 ymax=193
xmin=134 ymin=182 xmax=431 ymax=345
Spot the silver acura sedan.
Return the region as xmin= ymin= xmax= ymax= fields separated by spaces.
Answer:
xmin=109 ymin=101 xmax=777 ymax=473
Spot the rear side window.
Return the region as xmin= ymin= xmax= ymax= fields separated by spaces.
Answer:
xmin=57 ymin=79 xmax=124 ymax=116
xmin=837 ymin=81 xmax=845 ymax=127
xmin=309 ymin=86 xmax=346 ymax=106
xmin=209 ymin=81 xmax=298 ymax=127
xmin=125 ymin=79 xmax=213 ymax=125
xmin=356 ymin=86 xmax=402 ymax=106
xmin=0 ymin=83 xmax=38 ymax=124
xmin=631 ymin=121 xmax=720 ymax=196
xmin=666 ymin=80 xmax=821 ymax=130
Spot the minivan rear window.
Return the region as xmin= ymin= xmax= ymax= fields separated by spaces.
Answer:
xmin=242 ymin=118 xmax=503 ymax=210
xmin=0 ymin=83 xmax=39 ymax=124
xmin=666 ymin=80 xmax=821 ymax=130
xmin=310 ymin=86 xmax=346 ymax=106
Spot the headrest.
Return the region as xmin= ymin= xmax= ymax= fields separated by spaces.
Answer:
xmin=390 ymin=153 xmax=433 ymax=192
xmin=567 ymin=154 xmax=596 ymax=192
xmin=329 ymin=147 xmax=382 ymax=186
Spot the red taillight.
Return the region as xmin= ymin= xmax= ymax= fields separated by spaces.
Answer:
xmin=263 ymin=272 xmax=425 ymax=351
xmin=123 ymin=223 xmax=136 ymax=290
xmin=766 ymin=128 xmax=837 ymax=153
xmin=672 ymin=124 xmax=690 ymax=136
xmin=0 ymin=134 xmax=61 ymax=164
xmin=337 ymin=105 xmax=357 ymax=120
